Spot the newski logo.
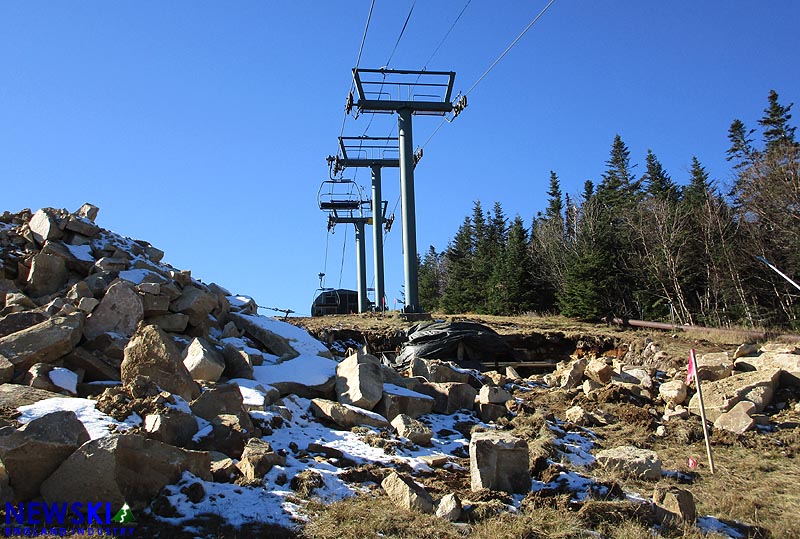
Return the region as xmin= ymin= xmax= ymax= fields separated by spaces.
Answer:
xmin=5 ymin=502 xmax=135 ymax=536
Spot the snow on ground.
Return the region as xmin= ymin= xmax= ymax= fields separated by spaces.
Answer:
xmin=696 ymin=516 xmax=746 ymax=539
xmin=48 ymin=367 xmax=79 ymax=395
xmin=118 ymin=268 xmax=166 ymax=285
xmin=233 ymin=314 xmax=332 ymax=359
xmin=64 ymin=243 xmax=95 ymax=262
xmin=17 ymin=397 xmax=141 ymax=439
xmin=250 ymin=355 xmax=337 ymax=388
xmin=383 ymin=383 xmax=435 ymax=401
xmin=548 ymin=421 xmax=597 ymax=466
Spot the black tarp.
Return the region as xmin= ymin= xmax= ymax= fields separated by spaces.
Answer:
xmin=393 ymin=321 xmax=515 ymax=370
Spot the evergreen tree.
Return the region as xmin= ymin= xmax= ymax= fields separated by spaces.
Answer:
xmin=682 ymin=156 xmax=712 ymax=206
xmin=492 ymin=216 xmax=537 ymax=314
xmin=418 ymin=246 xmax=442 ymax=312
xmin=441 ymin=216 xmax=475 ymax=313
xmin=596 ymin=134 xmax=641 ymax=209
xmin=759 ymin=89 xmax=797 ymax=153
xmin=545 ymin=171 xmax=564 ymax=224
xmin=642 ymin=149 xmax=679 ymax=203
xmin=726 ymin=118 xmax=757 ymax=169
xmin=582 ymin=180 xmax=595 ymax=202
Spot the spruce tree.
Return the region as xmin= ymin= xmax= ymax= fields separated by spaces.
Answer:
xmin=642 ymin=149 xmax=679 ymax=203
xmin=418 ymin=246 xmax=442 ymax=313
xmin=596 ymin=134 xmax=641 ymax=210
xmin=493 ymin=215 xmax=537 ymax=314
xmin=759 ymin=89 xmax=797 ymax=153
xmin=726 ymin=118 xmax=757 ymax=169
xmin=545 ymin=171 xmax=564 ymax=224
xmin=441 ymin=216 xmax=475 ymax=313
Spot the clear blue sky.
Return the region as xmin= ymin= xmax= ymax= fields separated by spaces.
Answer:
xmin=2 ymin=1 xmax=798 ymax=315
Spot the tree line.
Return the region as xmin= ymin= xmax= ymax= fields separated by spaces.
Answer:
xmin=418 ymin=90 xmax=799 ymax=328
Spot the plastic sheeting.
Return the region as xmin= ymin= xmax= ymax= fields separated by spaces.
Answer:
xmin=393 ymin=321 xmax=515 ymax=370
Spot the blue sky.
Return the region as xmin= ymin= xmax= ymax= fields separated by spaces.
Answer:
xmin=2 ymin=1 xmax=799 ymax=315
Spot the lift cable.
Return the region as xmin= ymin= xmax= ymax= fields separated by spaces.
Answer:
xmin=386 ymin=0 xmax=417 ymax=67
xmin=338 ymin=227 xmax=348 ymax=289
xmin=419 ymin=0 xmax=557 ymax=151
xmin=340 ymin=0 xmax=377 ymax=139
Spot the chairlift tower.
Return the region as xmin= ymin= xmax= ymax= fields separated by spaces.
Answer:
xmin=317 ymin=179 xmax=371 ymax=313
xmin=351 ymin=68 xmax=455 ymax=313
xmin=332 ymin=136 xmax=400 ymax=312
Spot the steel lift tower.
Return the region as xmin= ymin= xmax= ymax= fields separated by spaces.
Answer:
xmin=350 ymin=68 xmax=455 ymax=313
xmin=331 ymin=136 xmax=400 ymax=312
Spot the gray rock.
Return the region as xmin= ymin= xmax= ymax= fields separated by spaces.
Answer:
xmin=559 ymin=358 xmax=587 ymax=389
xmin=565 ymin=405 xmax=592 ymax=426
xmin=84 ymin=281 xmax=143 ymax=340
xmin=688 ymin=368 xmax=781 ymax=422
xmin=659 ymin=380 xmax=688 ymax=405
xmin=141 ymin=293 xmax=171 ymax=317
xmin=221 ymin=343 xmax=254 ymax=380
xmin=190 ymin=383 xmax=254 ymax=434
xmin=26 ymin=253 xmax=68 ymax=298
xmin=40 ymin=433 xmax=211 ymax=510
xmin=696 ymin=352 xmax=734 ymax=382
xmin=436 ymin=493 xmax=462 ymax=521
xmin=477 ymin=403 xmax=507 ymax=423
xmin=182 ymin=338 xmax=225 ymax=382
xmin=391 ymin=414 xmax=433 ymax=445
xmin=310 ymin=398 xmax=389 ymax=429
xmin=121 ymin=323 xmax=200 ymax=402
xmin=0 ymin=313 xmax=83 ymax=372
xmin=0 ymin=355 xmax=12 ymax=384
xmin=336 ymin=352 xmax=384 ymax=410
xmin=381 ymin=471 xmax=434 ymax=513
xmin=0 ymin=384 xmax=63 ymax=408
xmin=653 ymin=486 xmax=696 ymax=524
xmin=75 ymin=203 xmax=99 ymax=222
xmin=713 ymin=400 xmax=756 ymax=435
xmin=595 ymin=445 xmax=662 ymax=480
xmin=374 ymin=384 xmax=435 ymax=420
xmin=143 ymin=411 xmax=198 ymax=447
xmin=0 ymin=411 xmax=90 ymax=502
xmin=478 ymin=385 xmax=511 ymax=405
xmin=469 ymin=432 xmax=531 ymax=493
xmin=188 ymin=414 xmax=248 ymax=458
xmin=65 ymin=215 xmax=100 ymax=237
xmin=145 ymin=313 xmax=190 ymax=333
xmin=585 ymin=358 xmax=613 ymax=384
xmin=733 ymin=343 xmax=759 ymax=359
xmin=22 ymin=363 xmax=78 ymax=395
xmin=409 ymin=358 xmax=471 ymax=384
xmin=0 ymin=311 xmax=47 ymax=339
xmin=170 ymin=286 xmax=218 ymax=327
xmin=414 ymin=382 xmax=476 ymax=414
xmin=29 ymin=209 xmax=63 ymax=245
xmin=236 ymin=439 xmax=286 ymax=481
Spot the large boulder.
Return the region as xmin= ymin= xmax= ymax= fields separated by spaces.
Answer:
xmin=0 ymin=384 xmax=62 ymax=408
xmin=190 ymin=383 xmax=254 ymax=434
xmin=391 ymin=414 xmax=432 ymax=446
xmin=0 ymin=311 xmax=47 ymax=339
xmin=84 ymin=281 xmax=144 ymax=340
xmin=688 ymin=368 xmax=781 ymax=422
xmin=409 ymin=358 xmax=471 ymax=384
xmin=413 ymin=382 xmax=476 ymax=414
xmin=659 ymin=380 xmax=688 ymax=405
xmin=28 ymin=209 xmax=64 ymax=245
xmin=374 ymin=384 xmax=434 ymax=421
xmin=336 ymin=353 xmax=384 ymax=409
xmin=310 ymin=398 xmax=389 ymax=429
xmin=478 ymin=385 xmax=512 ymax=405
xmin=585 ymin=358 xmax=613 ymax=385
xmin=381 ymin=471 xmax=434 ymax=513
xmin=0 ymin=411 xmax=90 ymax=501
xmin=229 ymin=312 xmax=333 ymax=361
xmin=40 ymin=433 xmax=211 ymax=510
xmin=236 ymin=439 xmax=286 ymax=481
xmin=713 ymin=400 xmax=756 ymax=435
xmin=696 ymin=352 xmax=734 ymax=382
xmin=0 ymin=313 xmax=83 ymax=372
xmin=595 ymin=446 xmax=662 ymax=480
xmin=469 ymin=432 xmax=531 ymax=494
xmin=143 ymin=411 xmax=198 ymax=447
xmin=182 ymin=338 xmax=225 ymax=382
xmin=169 ymin=285 xmax=218 ymax=327
xmin=121 ymin=323 xmax=200 ymax=402
xmin=26 ymin=253 xmax=68 ymax=298
xmin=736 ymin=353 xmax=800 ymax=384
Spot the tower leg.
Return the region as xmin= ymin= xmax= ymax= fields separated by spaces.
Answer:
xmin=371 ymin=165 xmax=385 ymax=311
xmin=355 ymin=221 xmax=368 ymax=313
xmin=398 ymin=108 xmax=419 ymax=312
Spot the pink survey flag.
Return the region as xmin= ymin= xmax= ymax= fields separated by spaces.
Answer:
xmin=686 ymin=349 xmax=697 ymax=385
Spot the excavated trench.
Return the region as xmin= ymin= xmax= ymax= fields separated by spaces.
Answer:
xmin=305 ymin=326 xmax=620 ymax=377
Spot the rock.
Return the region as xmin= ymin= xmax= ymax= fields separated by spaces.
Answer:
xmin=22 ymin=364 xmax=78 ymax=395
xmin=585 ymin=358 xmax=613 ymax=384
xmin=436 ymin=493 xmax=462 ymax=521
xmin=170 ymin=285 xmax=218 ymax=327
xmin=583 ymin=379 xmax=603 ymax=396
xmin=478 ymin=385 xmax=511 ymax=405
xmin=146 ymin=313 xmax=190 ymax=333
xmin=29 ymin=209 xmax=63 ymax=245
xmin=663 ymin=405 xmax=689 ymax=421
xmin=221 ymin=343 xmax=255 ymax=380
xmin=414 ymin=382 xmax=476 ymax=414
xmin=229 ymin=312 xmax=333 ymax=361
xmin=713 ymin=400 xmax=756 ymax=435
xmin=620 ymin=367 xmax=654 ymax=389
xmin=65 ymin=215 xmax=100 ymax=237
xmin=61 ymin=347 xmax=121 ymax=382
xmin=410 ymin=358 xmax=470 ymax=384
xmin=565 ymin=405 xmax=593 ymax=426
xmin=733 ymin=343 xmax=759 ymax=359
xmin=505 ymin=366 xmax=522 ymax=380
xmin=210 ymin=451 xmax=241 ymax=483
xmin=483 ymin=370 xmax=507 ymax=386
xmin=391 ymin=414 xmax=433 ymax=445
xmin=40 ymin=433 xmax=211 ymax=510
xmin=190 ymin=383 xmax=254 ymax=434
xmin=420 ymin=455 xmax=449 ymax=468
xmin=381 ymin=471 xmax=434 ymax=513
xmin=0 ymin=313 xmax=83 ymax=372
xmin=189 ymin=414 xmax=248 ymax=458
xmin=290 ymin=469 xmax=325 ymax=497
xmin=0 ymin=356 xmax=12 ymax=384
xmin=688 ymin=368 xmax=781 ymax=422
xmin=25 ymin=253 xmax=68 ymax=297
xmin=559 ymin=358 xmax=587 ymax=389
xmin=93 ymin=257 xmax=129 ymax=273
xmin=0 ymin=411 xmax=90 ymax=501
xmin=336 ymin=352 xmax=384 ymax=409
xmin=0 ymin=311 xmax=47 ymax=339
xmin=75 ymin=203 xmax=99 ymax=222
xmin=653 ymin=486 xmax=696 ymax=523
xmin=141 ymin=293 xmax=171 ymax=316
xmin=659 ymin=380 xmax=688 ymax=405
xmin=469 ymin=432 xmax=531 ymax=493
xmin=310 ymin=398 xmax=389 ymax=429
xmin=759 ymin=343 xmax=800 ymax=355
xmin=595 ymin=446 xmax=662 ymax=480
xmin=477 ymin=403 xmax=507 ymax=423
xmin=84 ymin=281 xmax=144 ymax=340
xmin=374 ymin=384 xmax=435 ymax=420
xmin=121 ymin=323 xmax=200 ymax=402
xmin=236 ymin=439 xmax=286 ymax=481
xmin=696 ymin=352 xmax=734 ymax=381
xmin=736 ymin=353 xmax=800 ymax=383
xmin=182 ymin=338 xmax=225 ymax=382
xmin=143 ymin=411 xmax=198 ymax=447
xmin=0 ymin=384 xmax=62 ymax=408
xmin=41 ymin=240 xmax=94 ymax=275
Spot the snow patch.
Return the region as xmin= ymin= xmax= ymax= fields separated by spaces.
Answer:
xmin=17 ymin=398 xmax=139 ymax=439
